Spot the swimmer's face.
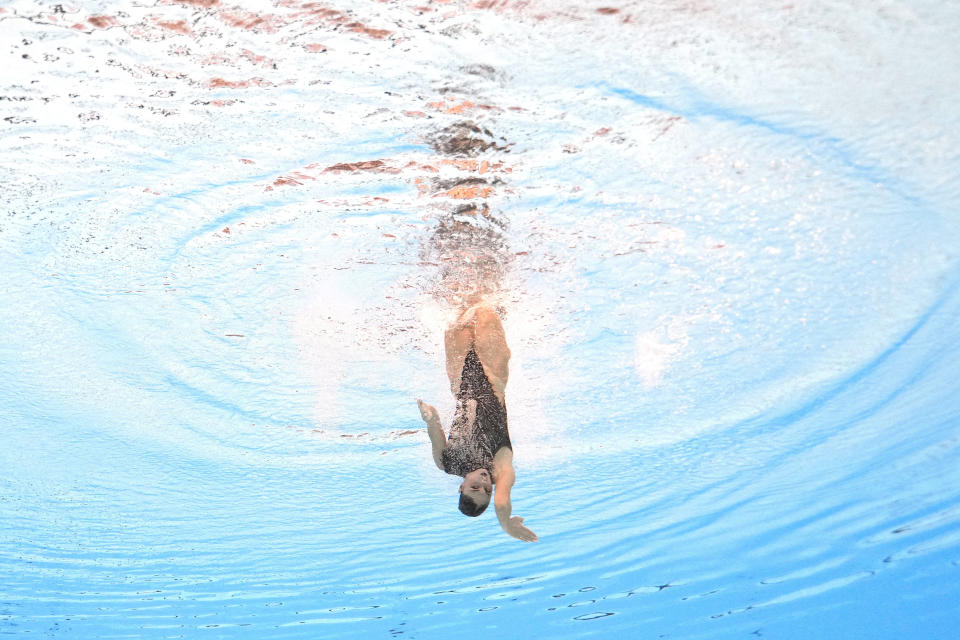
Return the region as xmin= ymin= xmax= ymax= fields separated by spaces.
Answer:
xmin=460 ymin=468 xmax=493 ymax=506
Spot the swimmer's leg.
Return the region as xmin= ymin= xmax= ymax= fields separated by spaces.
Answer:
xmin=444 ymin=315 xmax=475 ymax=397
xmin=471 ymin=305 xmax=510 ymax=402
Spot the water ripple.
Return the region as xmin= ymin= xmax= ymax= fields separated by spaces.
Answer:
xmin=3 ymin=0 xmax=960 ymax=638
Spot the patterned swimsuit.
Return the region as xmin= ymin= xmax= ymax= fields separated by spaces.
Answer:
xmin=440 ymin=347 xmax=511 ymax=477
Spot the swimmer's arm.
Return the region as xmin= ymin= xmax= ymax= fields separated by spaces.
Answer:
xmin=493 ymin=449 xmax=538 ymax=542
xmin=417 ymin=399 xmax=446 ymax=470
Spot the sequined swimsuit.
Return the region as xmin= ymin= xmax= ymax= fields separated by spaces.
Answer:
xmin=440 ymin=347 xmax=511 ymax=478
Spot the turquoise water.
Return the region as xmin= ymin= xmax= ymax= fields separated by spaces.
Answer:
xmin=2 ymin=1 xmax=960 ymax=637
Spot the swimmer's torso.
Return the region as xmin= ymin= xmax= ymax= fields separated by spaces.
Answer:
xmin=441 ymin=347 xmax=511 ymax=478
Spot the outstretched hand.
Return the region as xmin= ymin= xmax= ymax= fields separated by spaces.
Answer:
xmin=417 ymin=398 xmax=440 ymax=425
xmin=505 ymin=516 xmax=538 ymax=542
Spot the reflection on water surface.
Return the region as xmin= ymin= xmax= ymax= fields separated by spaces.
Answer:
xmin=2 ymin=0 xmax=960 ymax=637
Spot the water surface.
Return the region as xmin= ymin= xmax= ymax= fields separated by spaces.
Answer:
xmin=2 ymin=0 xmax=960 ymax=637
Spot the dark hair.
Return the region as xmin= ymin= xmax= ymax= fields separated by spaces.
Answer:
xmin=459 ymin=492 xmax=489 ymax=517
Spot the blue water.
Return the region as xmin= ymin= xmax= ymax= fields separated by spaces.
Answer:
xmin=3 ymin=1 xmax=960 ymax=637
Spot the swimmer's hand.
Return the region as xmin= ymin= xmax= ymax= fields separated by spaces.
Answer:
xmin=504 ymin=516 xmax=538 ymax=542
xmin=417 ymin=398 xmax=440 ymax=426
xmin=419 ymin=399 xmax=447 ymax=470
xmin=492 ymin=451 xmax=537 ymax=542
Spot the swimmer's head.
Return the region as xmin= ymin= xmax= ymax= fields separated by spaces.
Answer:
xmin=458 ymin=468 xmax=492 ymax=517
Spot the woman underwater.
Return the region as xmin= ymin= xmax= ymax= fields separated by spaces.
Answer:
xmin=417 ymin=303 xmax=538 ymax=542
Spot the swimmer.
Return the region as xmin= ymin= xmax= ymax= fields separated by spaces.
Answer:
xmin=417 ymin=303 xmax=538 ymax=542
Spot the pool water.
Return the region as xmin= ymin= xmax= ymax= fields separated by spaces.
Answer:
xmin=2 ymin=1 xmax=959 ymax=637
